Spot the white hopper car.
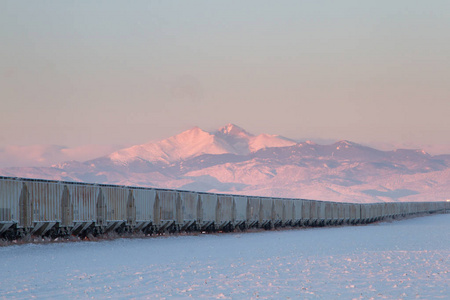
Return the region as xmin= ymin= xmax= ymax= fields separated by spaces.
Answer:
xmin=0 ymin=176 xmax=448 ymax=240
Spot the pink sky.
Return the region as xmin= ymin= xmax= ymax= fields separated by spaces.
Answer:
xmin=1 ymin=1 xmax=449 ymax=167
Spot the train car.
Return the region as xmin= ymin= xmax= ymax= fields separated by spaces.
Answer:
xmin=291 ymin=199 xmax=303 ymax=226
xmin=69 ymin=183 xmax=98 ymax=235
xmin=281 ymin=199 xmax=295 ymax=226
xmin=198 ymin=193 xmax=217 ymax=231
xmin=131 ymin=187 xmax=155 ymax=233
xmin=334 ymin=202 xmax=342 ymax=225
xmin=315 ymin=201 xmax=326 ymax=226
xmin=28 ymin=179 xmax=64 ymax=236
xmin=360 ymin=204 xmax=368 ymax=223
xmin=342 ymin=203 xmax=350 ymax=224
xmin=259 ymin=197 xmax=273 ymax=228
xmin=233 ymin=195 xmax=247 ymax=229
xmin=177 ymin=191 xmax=198 ymax=231
xmin=349 ymin=203 xmax=357 ymax=224
xmin=272 ymin=198 xmax=284 ymax=227
xmin=246 ymin=197 xmax=260 ymax=228
xmin=324 ymin=202 xmax=333 ymax=225
xmin=0 ymin=178 xmax=23 ymax=235
xmin=309 ymin=200 xmax=319 ymax=226
xmin=301 ymin=200 xmax=311 ymax=226
xmin=216 ymin=195 xmax=234 ymax=230
xmin=154 ymin=190 xmax=177 ymax=232
xmin=1 ymin=176 xmax=448 ymax=240
xmin=101 ymin=185 xmax=128 ymax=232
xmin=369 ymin=203 xmax=377 ymax=222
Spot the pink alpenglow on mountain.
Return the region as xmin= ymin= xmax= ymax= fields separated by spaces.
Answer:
xmin=0 ymin=124 xmax=449 ymax=203
xmin=109 ymin=127 xmax=231 ymax=164
xmin=215 ymin=124 xmax=297 ymax=154
xmin=109 ymin=124 xmax=296 ymax=164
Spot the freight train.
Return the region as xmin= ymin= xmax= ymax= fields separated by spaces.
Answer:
xmin=0 ymin=176 xmax=448 ymax=240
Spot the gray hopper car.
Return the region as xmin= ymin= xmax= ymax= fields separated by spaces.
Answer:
xmin=0 ymin=176 xmax=448 ymax=240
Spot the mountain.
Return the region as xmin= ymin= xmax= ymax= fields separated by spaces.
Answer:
xmin=1 ymin=124 xmax=449 ymax=203
xmin=215 ymin=124 xmax=296 ymax=154
xmin=108 ymin=126 xmax=232 ymax=164
xmin=107 ymin=124 xmax=296 ymax=165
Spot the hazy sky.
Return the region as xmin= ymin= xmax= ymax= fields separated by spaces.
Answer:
xmin=1 ymin=1 xmax=450 ymax=166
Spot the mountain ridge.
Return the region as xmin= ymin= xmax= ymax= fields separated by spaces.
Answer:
xmin=0 ymin=124 xmax=448 ymax=203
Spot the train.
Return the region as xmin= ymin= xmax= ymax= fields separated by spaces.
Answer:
xmin=0 ymin=176 xmax=448 ymax=240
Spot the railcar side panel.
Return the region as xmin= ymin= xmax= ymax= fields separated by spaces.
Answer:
xmin=282 ymin=199 xmax=294 ymax=225
xmin=259 ymin=197 xmax=272 ymax=227
xmin=233 ymin=196 xmax=247 ymax=226
xmin=132 ymin=188 xmax=155 ymax=229
xmin=301 ymin=200 xmax=311 ymax=225
xmin=155 ymin=190 xmax=177 ymax=231
xmin=0 ymin=179 xmax=22 ymax=230
xmin=29 ymin=181 xmax=62 ymax=223
xmin=102 ymin=186 xmax=127 ymax=223
xmin=178 ymin=191 xmax=198 ymax=224
xmin=216 ymin=195 xmax=234 ymax=229
xmin=272 ymin=198 xmax=284 ymax=225
xmin=246 ymin=197 xmax=260 ymax=227
xmin=198 ymin=193 xmax=217 ymax=229
xmin=292 ymin=199 xmax=303 ymax=225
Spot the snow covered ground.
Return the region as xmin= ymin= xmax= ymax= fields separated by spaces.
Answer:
xmin=1 ymin=214 xmax=449 ymax=299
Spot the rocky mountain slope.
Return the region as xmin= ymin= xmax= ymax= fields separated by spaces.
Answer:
xmin=1 ymin=124 xmax=449 ymax=203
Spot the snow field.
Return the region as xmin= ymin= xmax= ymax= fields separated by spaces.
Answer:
xmin=1 ymin=214 xmax=449 ymax=299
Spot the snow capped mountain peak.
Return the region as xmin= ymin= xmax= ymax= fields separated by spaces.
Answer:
xmin=106 ymin=124 xmax=300 ymax=165
xmin=173 ymin=126 xmax=212 ymax=143
xmin=108 ymin=126 xmax=233 ymax=164
xmin=217 ymin=124 xmax=253 ymax=137
xmin=249 ymin=134 xmax=297 ymax=152
xmin=419 ymin=149 xmax=429 ymax=155
xmin=215 ymin=124 xmax=297 ymax=154
xmin=335 ymin=140 xmax=358 ymax=147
